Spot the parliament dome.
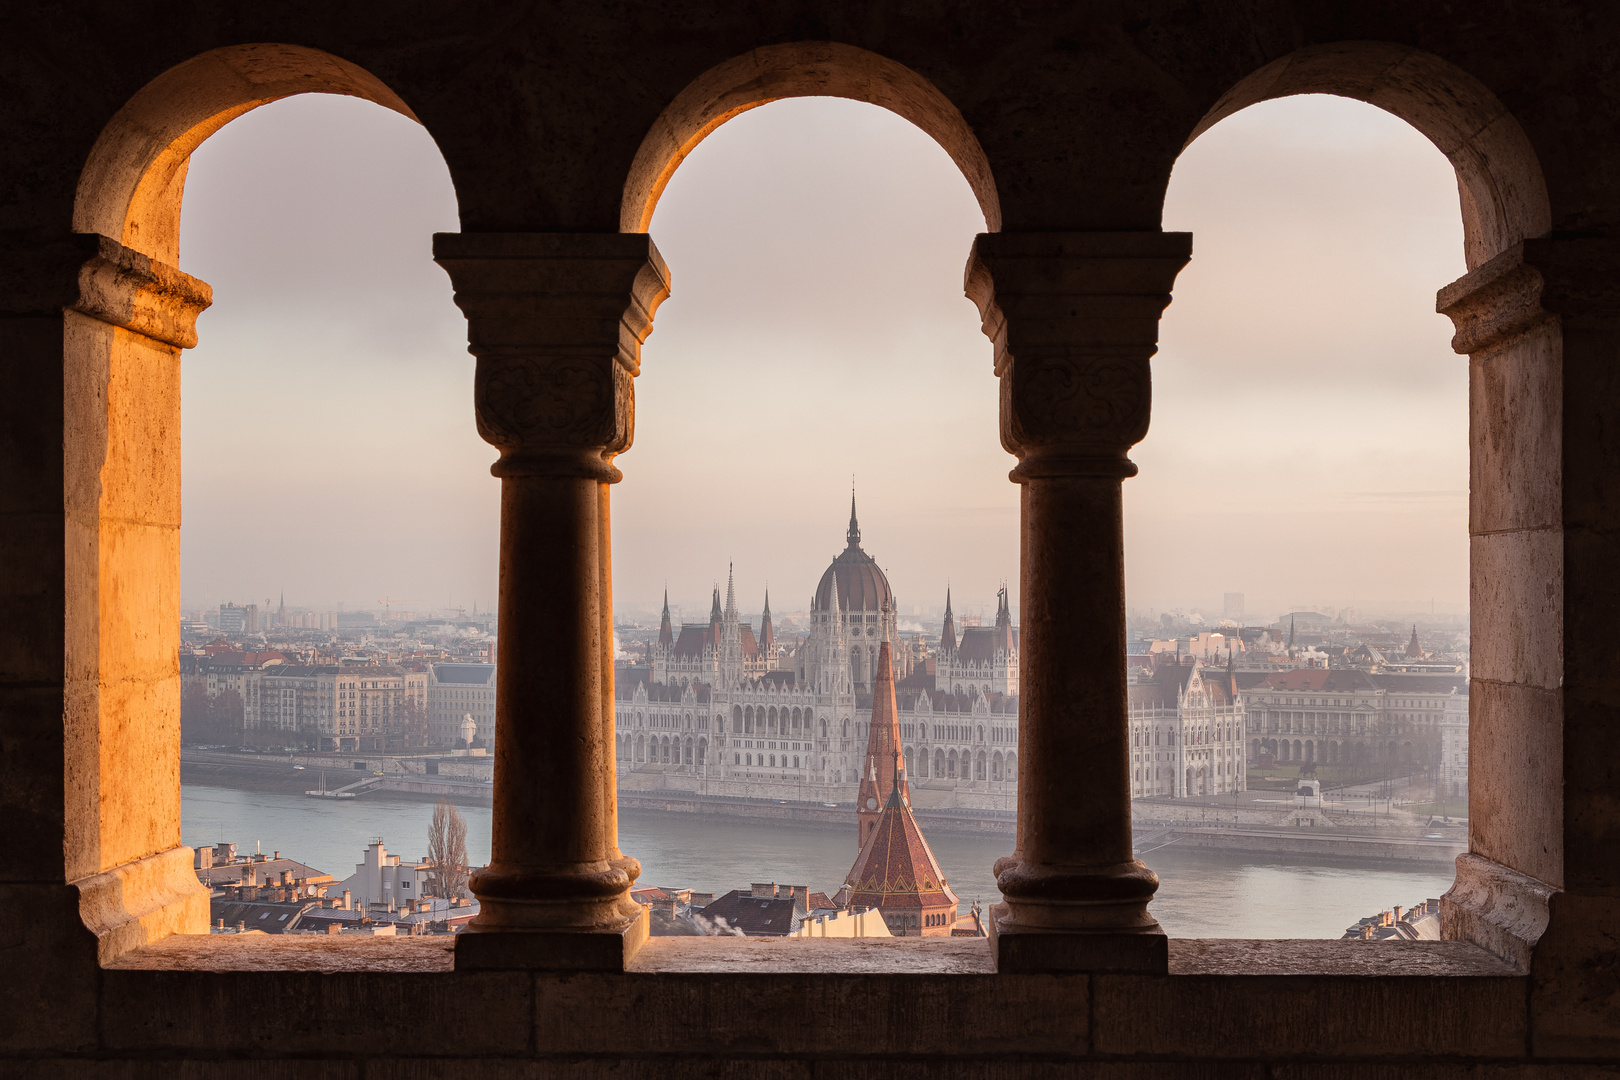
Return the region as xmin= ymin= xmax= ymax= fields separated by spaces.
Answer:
xmin=813 ymin=496 xmax=893 ymax=613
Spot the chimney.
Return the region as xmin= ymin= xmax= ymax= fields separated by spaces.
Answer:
xmin=273 ymin=851 xmax=280 ymax=861
xmin=342 ymin=890 xmax=352 ymax=910
xmin=326 ymin=923 xmax=341 ymax=935
xmin=751 ymin=882 xmax=776 ymax=898
xmin=791 ymin=885 xmax=809 ymax=911
xmin=1394 ymin=905 xmax=1403 ymax=922
xmin=215 ymin=919 xmax=224 ymax=929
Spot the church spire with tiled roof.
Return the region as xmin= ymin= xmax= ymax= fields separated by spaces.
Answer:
xmin=856 ymin=641 xmax=908 ymax=846
xmin=844 ymin=712 xmax=960 ymax=936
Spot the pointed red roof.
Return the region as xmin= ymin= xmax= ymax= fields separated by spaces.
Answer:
xmin=844 ymin=768 xmax=960 ymax=932
xmin=855 ymin=642 xmax=907 ymax=843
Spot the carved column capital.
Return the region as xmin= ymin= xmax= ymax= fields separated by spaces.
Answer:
xmin=965 ymin=231 xmax=1191 ymax=480
xmin=72 ymin=234 xmax=213 ymax=348
xmin=434 ymin=232 xmax=670 ymax=481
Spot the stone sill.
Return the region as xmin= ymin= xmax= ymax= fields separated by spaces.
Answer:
xmin=109 ymin=933 xmax=1516 ymax=976
xmin=89 ymin=936 xmax=1529 ymax=1060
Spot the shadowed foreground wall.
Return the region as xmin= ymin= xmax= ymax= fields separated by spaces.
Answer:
xmin=1 ymin=1 xmax=1617 ymax=1072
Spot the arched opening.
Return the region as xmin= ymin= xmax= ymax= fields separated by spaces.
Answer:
xmin=65 ymin=44 xmax=457 ymax=953
xmin=1139 ymin=52 xmax=1551 ymax=932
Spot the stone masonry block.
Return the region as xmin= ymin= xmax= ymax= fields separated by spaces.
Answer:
xmin=1469 ymin=323 xmax=1561 ymax=537
xmin=101 ymin=969 xmax=532 ymax=1056
xmin=534 ymin=973 xmax=1086 ymax=1057
xmin=1467 ymin=680 xmax=1563 ymax=889
xmin=0 ymin=684 xmax=68 ymax=881
xmin=1092 ymin=973 xmax=1526 ymax=1058
xmin=0 ymin=885 xmax=101 ymax=1054
xmin=1469 ymin=531 xmax=1562 ymax=691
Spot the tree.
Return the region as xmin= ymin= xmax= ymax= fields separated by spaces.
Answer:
xmin=397 ymin=698 xmax=431 ymax=749
xmin=426 ymin=798 xmax=469 ymax=899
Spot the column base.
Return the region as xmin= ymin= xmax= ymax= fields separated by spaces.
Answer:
xmin=74 ymin=845 xmax=210 ymax=964
xmin=455 ymin=904 xmax=648 ymax=971
xmin=1442 ymin=852 xmax=1554 ymax=972
xmin=988 ymin=901 xmax=1168 ymax=973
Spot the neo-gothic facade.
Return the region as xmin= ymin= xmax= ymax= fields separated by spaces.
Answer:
xmin=614 ymin=501 xmax=1021 ymax=796
xmin=1128 ymin=660 xmax=1247 ymax=799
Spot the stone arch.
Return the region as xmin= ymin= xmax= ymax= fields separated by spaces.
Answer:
xmin=947 ymin=749 xmax=958 ymax=779
xmin=75 ymin=45 xmax=428 ymax=265
xmin=934 ymin=748 xmax=946 ymax=778
xmin=622 ymin=40 xmax=1001 ymax=235
xmin=992 ymin=751 xmax=1004 ymax=782
xmin=62 ymin=44 xmax=445 ymax=945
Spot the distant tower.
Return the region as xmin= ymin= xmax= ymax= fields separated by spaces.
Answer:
xmin=856 ymin=641 xmax=908 ymax=845
xmin=1406 ymin=625 xmax=1422 ymax=659
xmin=759 ymin=588 xmax=776 ymax=669
xmin=657 ymin=589 xmax=673 ymax=649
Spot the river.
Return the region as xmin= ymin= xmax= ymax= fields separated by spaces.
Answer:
xmin=183 ymin=783 xmax=1455 ymax=938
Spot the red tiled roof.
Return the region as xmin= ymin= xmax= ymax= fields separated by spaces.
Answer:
xmin=845 ymin=792 xmax=960 ymax=913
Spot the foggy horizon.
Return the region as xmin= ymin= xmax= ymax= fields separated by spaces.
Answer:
xmin=177 ymin=93 xmax=1468 ymax=629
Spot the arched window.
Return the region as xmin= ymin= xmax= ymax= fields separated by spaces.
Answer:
xmin=732 ymin=705 xmax=743 ymax=732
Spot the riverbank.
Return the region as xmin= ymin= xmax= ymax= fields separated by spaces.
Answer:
xmin=182 ymin=751 xmax=1465 ymax=865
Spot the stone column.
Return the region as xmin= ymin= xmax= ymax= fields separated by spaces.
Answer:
xmin=1438 ymin=237 xmax=1620 ymax=1055
xmin=965 ymin=231 xmax=1190 ymax=973
xmin=434 ymin=233 xmax=669 ymax=970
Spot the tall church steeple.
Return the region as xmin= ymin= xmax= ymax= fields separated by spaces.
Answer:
xmin=855 ymin=641 xmax=907 ymax=845
xmin=657 ymin=588 xmax=673 ymax=647
xmin=847 ymin=487 xmax=861 ymax=549
xmin=940 ymin=587 xmax=957 ymax=654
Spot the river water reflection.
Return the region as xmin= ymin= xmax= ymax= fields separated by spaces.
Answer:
xmin=183 ymin=784 xmax=1455 ymax=938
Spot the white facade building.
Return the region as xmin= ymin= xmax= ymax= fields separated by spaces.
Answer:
xmin=336 ymin=840 xmax=430 ymax=910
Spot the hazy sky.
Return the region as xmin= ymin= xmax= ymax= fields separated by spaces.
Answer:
xmin=177 ymin=92 xmax=1466 ymax=628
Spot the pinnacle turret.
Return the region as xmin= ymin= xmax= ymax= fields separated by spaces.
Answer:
xmin=847 ymin=487 xmax=861 ymax=548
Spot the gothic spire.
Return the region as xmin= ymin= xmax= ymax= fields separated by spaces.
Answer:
xmin=658 ymin=587 xmax=673 ymax=647
xmin=847 ymin=485 xmax=861 ymax=548
xmin=724 ymin=562 xmax=737 ymax=619
xmin=941 ymin=587 xmax=957 ymax=654
xmin=710 ymin=587 xmax=722 ymax=624
xmin=760 ymin=588 xmax=775 ymax=648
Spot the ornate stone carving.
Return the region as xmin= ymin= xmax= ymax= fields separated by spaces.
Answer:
xmin=72 ymin=234 xmax=212 ymax=349
xmin=434 ymin=232 xmax=670 ymax=480
xmin=1436 ymin=243 xmax=1549 ymax=355
xmin=966 ymin=231 xmax=1190 ymax=478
